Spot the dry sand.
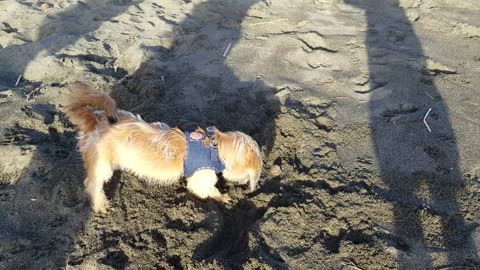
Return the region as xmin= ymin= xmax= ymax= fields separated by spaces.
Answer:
xmin=1 ymin=0 xmax=480 ymax=269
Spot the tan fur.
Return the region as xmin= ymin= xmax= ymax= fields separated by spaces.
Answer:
xmin=214 ymin=129 xmax=263 ymax=191
xmin=62 ymin=82 xmax=119 ymax=133
xmin=62 ymin=83 xmax=262 ymax=213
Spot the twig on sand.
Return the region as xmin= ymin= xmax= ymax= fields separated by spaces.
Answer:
xmin=424 ymin=91 xmax=434 ymax=100
xmin=223 ymin=42 xmax=232 ymax=57
xmin=249 ymin=18 xmax=288 ymax=27
xmin=26 ymin=87 xmax=41 ymax=101
xmin=423 ymin=108 xmax=432 ymax=132
xmin=15 ymin=74 xmax=22 ymax=87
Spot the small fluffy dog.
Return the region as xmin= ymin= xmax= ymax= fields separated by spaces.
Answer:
xmin=62 ymin=83 xmax=262 ymax=213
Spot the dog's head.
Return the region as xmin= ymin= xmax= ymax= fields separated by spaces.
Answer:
xmin=210 ymin=127 xmax=263 ymax=191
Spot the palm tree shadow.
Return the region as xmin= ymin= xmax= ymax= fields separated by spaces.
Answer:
xmin=110 ymin=0 xmax=281 ymax=268
xmin=345 ymin=0 xmax=478 ymax=268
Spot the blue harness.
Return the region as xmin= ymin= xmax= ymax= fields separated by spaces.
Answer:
xmin=183 ymin=128 xmax=225 ymax=177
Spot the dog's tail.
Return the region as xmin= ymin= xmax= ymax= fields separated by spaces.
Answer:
xmin=62 ymin=82 xmax=118 ymax=133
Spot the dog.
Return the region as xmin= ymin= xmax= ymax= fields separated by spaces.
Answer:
xmin=61 ymin=83 xmax=262 ymax=213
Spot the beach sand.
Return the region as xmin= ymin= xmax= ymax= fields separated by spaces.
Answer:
xmin=0 ymin=0 xmax=479 ymax=268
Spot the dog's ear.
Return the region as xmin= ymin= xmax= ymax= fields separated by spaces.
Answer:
xmin=212 ymin=127 xmax=225 ymax=145
xmin=212 ymin=127 xmax=223 ymax=138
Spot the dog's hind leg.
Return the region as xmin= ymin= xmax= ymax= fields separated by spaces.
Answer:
xmin=83 ymin=151 xmax=114 ymax=213
xmin=187 ymin=169 xmax=231 ymax=204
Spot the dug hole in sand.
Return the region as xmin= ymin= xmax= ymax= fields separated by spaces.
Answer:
xmin=1 ymin=0 xmax=480 ymax=269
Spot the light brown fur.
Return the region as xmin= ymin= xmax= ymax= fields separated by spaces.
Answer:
xmin=62 ymin=83 xmax=262 ymax=213
xmin=213 ymin=129 xmax=263 ymax=191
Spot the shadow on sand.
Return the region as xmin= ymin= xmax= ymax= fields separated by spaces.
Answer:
xmin=0 ymin=1 xmax=142 ymax=268
xmin=346 ymin=0 xmax=478 ymax=268
xmin=0 ymin=118 xmax=90 ymax=269
xmin=109 ymin=0 xmax=282 ymax=268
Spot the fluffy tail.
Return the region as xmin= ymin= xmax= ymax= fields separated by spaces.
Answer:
xmin=62 ymin=82 xmax=118 ymax=133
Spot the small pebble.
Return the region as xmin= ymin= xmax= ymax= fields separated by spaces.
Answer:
xmin=41 ymin=3 xmax=50 ymax=11
xmin=270 ymin=165 xmax=282 ymax=177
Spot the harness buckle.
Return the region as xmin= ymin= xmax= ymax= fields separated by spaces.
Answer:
xmin=206 ymin=126 xmax=216 ymax=138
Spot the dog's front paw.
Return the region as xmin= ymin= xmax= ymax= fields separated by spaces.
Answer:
xmin=213 ymin=194 xmax=232 ymax=204
xmin=92 ymin=199 xmax=110 ymax=214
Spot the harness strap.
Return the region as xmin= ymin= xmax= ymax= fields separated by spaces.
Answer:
xmin=183 ymin=129 xmax=224 ymax=177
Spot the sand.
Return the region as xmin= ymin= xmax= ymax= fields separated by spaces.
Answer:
xmin=0 ymin=0 xmax=480 ymax=269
